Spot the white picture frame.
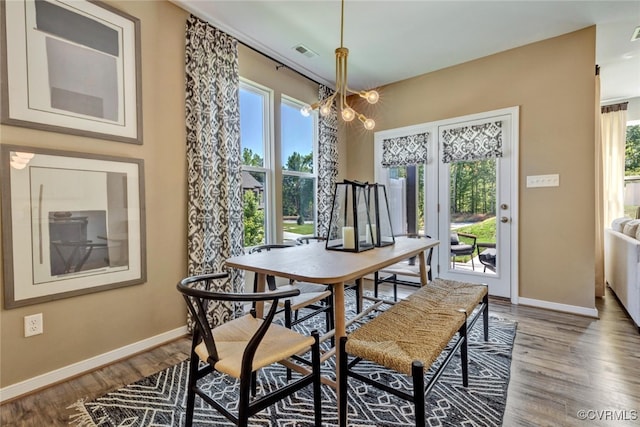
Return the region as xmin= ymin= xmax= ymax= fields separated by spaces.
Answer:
xmin=1 ymin=0 xmax=142 ymax=144
xmin=1 ymin=145 xmax=147 ymax=308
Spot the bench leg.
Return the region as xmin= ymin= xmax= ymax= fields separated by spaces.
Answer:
xmin=460 ymin=322 xmax=469 ymax=387
xmin=339 ymin=336 xmax=348 ymax=427
xmin=412 ymin=361 xmax=426 ymax=427
xmin=483 ymin=293 xmax=489 ymax=341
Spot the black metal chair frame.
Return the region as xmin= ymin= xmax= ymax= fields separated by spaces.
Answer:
xmin=373 ymin=234 xmax=434 ymax=302
xmin=177 ymin=272 xmax=322 ymax=427
xmin=450 ymin=231 xmax=477 ymax=270
xmin=476 ymin=242 xmax=496 ymax=272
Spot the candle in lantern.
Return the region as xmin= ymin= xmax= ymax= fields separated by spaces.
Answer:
xmin=342 ymin=226 xmax=355 ymax=249
xmin=366 ymin=224 xmax=377 ymax=245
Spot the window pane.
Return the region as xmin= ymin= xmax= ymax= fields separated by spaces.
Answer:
xmin=282 ymin=175 xmax=316 ymax=243
xmin=240 ymin=88 xmax=265 ymax=167
xmin=387 ymin=165 xmax=425 ymax=235
xmin=243 ymin=171 xmax=266 ymax=246
xmin=281 ymin=102 xmax=314 ymax=173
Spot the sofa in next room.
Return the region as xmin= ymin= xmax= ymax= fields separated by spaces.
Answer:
xmin=604 ymin=217 xmax=640 ymax=331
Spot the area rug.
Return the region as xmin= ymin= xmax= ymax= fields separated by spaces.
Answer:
xmin=69 ymin=307 xmax=516 ymax=426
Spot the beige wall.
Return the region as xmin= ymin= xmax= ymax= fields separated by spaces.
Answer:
xmin=345 ymin=27 xmax=597 ymax=309
xmin=0 ymin=0 xmax=322 ymax=390
xmin=0 ymin=0 xmax=190 ymax=388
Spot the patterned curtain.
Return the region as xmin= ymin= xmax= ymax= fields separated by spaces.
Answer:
xmin=185 ymin=15 xmax=244 ymax=329
xmin=442 ymin=121 xmax=503 ymax=163
xmin=316 ymin=84 xmax=338 ymax=238
xmin=381 ymin=132 xmax=429 ymax=167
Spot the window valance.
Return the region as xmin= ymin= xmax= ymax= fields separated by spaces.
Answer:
xmin=442 ymin=121 xmax=503 ymax=163
xmin=381 ymin=132 xmax=429 ymax=167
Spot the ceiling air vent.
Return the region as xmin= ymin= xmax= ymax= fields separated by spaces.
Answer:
xmin=293 ymin=44 xmax=318 ymax=58
xmin=632 ymin=26 xmax=640 ymax=42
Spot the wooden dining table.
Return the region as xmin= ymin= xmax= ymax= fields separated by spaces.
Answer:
xmin=225 ymin=235 xmax=439 ymax=420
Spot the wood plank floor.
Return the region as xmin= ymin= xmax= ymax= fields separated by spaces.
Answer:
xmin=1 ymin=284 xmax=638 ymax=426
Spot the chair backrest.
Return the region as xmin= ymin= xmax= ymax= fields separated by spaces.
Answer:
xmin=296 ymin=235 xmax=326 ymax=245
xmin=248 ymin=244 xmax=295 ymax=290
xmin=177 ymin=272 xmax=300 ymax=369
xmin=395 ymin=233 xmax=434 ymax=265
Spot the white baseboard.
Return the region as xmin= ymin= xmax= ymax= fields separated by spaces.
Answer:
xmin=0 ymin=326 xmax=188 ymax=403
xmin=518 ymin=297 xmax=599 ymax=318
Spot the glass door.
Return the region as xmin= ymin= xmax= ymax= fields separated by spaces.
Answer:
xmin=437 ymin=113 xmax=514 ymax=298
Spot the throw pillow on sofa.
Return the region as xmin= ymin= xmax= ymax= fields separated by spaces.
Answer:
xmin=612 ymin=217 xmax=633 ymax=232
xmin=623 ymin=219 xmax=640 ymax=237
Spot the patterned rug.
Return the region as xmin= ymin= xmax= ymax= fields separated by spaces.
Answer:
xmin=69 ymin=302 xmax=516 ymax=427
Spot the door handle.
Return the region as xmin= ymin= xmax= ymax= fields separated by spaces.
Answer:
xmin=500 ymin=216 xmax=509 ymax=223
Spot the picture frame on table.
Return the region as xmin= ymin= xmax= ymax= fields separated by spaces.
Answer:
xmin=1 ymin=145 xmax=147 ymax=308
xmin=0 ymin=0 xmax=142 ymax=144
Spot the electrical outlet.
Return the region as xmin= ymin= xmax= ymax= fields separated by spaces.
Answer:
xmin=24 ymin=313 xmax=43 ymax=337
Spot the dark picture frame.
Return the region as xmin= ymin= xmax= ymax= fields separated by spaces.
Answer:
xmin=1 ymin=145 xmax=146 ymax=308
xmin=0 ymin=0 xmax=142 ymax=144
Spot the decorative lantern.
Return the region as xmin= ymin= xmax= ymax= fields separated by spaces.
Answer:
xmin=326 ymin=180 xmax=374 ymax=252
xmin=367 ymin=183 xmax=395 ymax=247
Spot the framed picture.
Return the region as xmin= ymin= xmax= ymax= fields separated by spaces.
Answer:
xmin=1 ymin=145 xmax=146 ymax=308
xmin=1 ymin=0 xmax=142 ymax=144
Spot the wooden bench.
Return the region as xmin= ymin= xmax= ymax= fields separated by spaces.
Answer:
xmin=338 ymin=279 xmax=489 ymax=427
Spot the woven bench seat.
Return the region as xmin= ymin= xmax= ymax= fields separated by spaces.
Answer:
xmin=345 ymin=302 xmax=466 ymax=375
xmin=338 ymin=279 xmax=489 ymax=427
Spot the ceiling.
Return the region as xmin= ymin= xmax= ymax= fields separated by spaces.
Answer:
xmin=173 ymin=1 xmax=640 ymax=104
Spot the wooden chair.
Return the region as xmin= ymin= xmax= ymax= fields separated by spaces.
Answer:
xmin=450 ymin=231 xmax=477 ymax=270
xmin=249 ymin=244 xmax=333 ymax=334
xmin=177 ymin=272 xmax=322 ymax=427
xmin=295 ymin=236 xmax=363 ymax=313
xmin=374 ymin=233 xmax=434 ymax=301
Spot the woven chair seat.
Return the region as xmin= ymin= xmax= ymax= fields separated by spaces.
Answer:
xmin=379 ymin=261 xmax=430 ymax=277
xmin=268 ymin=284 xmax=331 ymax=312
xmin=293 ymin=281 xmax=330 ymax=294
xmin=194 ymin=314 xmax=315 ymax=378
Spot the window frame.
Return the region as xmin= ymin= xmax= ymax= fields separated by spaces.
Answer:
xmin=280 ymin=95 xmax=319 ymax=240
xmin=240 ymin=78 xmax=275 ymax=244
xmin=239 ymin=80 xmax=319 ymax=246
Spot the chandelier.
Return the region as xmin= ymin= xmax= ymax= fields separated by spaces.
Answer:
xmin=301 ymin=0 xmax=379 ymax=130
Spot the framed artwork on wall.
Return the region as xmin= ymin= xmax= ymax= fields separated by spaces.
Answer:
xmin=1 ymin=145 xmax=147 ymax=308
xmin=0 ymin=0 xmax=142 ymax=144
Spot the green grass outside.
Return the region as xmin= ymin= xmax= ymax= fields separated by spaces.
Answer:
xmin=282 ymin=223 xmax=315 ymax=235
xmin=455 ymin=216 xmax=497 ymax=244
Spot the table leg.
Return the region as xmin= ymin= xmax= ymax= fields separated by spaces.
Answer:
xmin=418 ymin=250 xmax=428 ymax=285
xmin=333 ymin=281 xmax=346 ymax=425
xmin=255 ymin=272 xmax=266 ymax=318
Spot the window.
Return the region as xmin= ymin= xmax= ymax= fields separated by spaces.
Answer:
xmin=281 ymin=97 xmax=317 ymax=243
xmin=624 ymin=123 xmax=640 ymax=217
xmin=240 ymin=81 xmax=271 ymax=246
xmin=386 ymin=165 xmax=425 ymax=234
xmin=239 ymin=80 xmax=318 ymax=246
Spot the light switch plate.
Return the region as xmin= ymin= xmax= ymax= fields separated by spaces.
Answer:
xmin=526 ymin=174 xmax=559 ymax=188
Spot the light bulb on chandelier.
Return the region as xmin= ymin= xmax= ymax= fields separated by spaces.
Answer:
xmin=300 ymin=0 xmax=379 ymax=130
